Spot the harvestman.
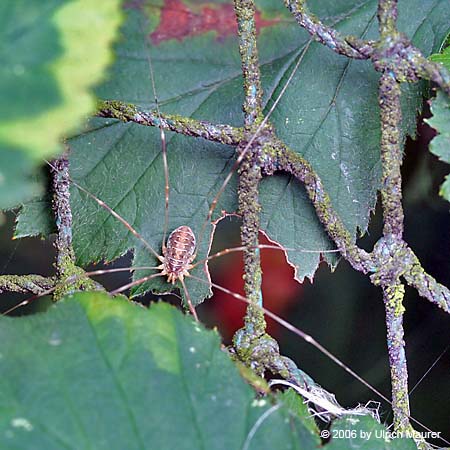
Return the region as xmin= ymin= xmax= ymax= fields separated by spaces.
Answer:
xmin=3 ymin=21 xmax=449 ymax=445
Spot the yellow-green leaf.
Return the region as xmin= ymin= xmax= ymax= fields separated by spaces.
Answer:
xmin=0 ymin=0 xmax=123 ymax=208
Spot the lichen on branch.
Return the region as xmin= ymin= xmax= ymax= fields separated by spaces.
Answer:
xmin=97 ymin=100 xmax=243 ymax=145
xmin=0 ymin=275 xmax=56 ymax=295
xmin=284 ymin=0 xmax=374 ymax=59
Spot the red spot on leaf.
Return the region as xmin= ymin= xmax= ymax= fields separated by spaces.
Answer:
xmin=151 ymin=0 xmax=279 ymax=45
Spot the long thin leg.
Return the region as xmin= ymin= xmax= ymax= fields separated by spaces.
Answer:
xmin=191 ymin=244 xmax=339 ymax=269
xmin=190 ymin=274 xmax=450 ymax=440
xmin=187 ymin=273 xmax=391 ymax=404
xmin=50 ymin=21 xmax=172 ymax=265
xmin=3 ymin=239 xmax=336 ymax=315
xmin=46 ymin=160 xmax=163 ymax=263
xmin=180 ymin=277 xmax=199 ymax=322
xmin=142 ymin=23 xmax=170 ymax=251
xmin=2 ymin=292 xmax=51 ymax=316
xmin=160 ymin=127 xmax=170 ymax=251
xmin=111 ymin=272 xmax=164 ymax=295
xmin=195 ymin=40 xmax=313 ymax=253
xmin=408 ymin=342 xmax=450 ymax=396
xmin=84 ymin=266 xmax=160 ymax=277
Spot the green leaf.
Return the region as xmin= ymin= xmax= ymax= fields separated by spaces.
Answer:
xmin=16 ymin=1 xmax=450 ymax=300
xmin=0 ymin=292 xmax=421 ymax=449
xmin=429 ymin=34 xmax=450 ymax=69
xmin=0 ymin=0 xmax=123 ymax=208
xmin=439 ymin=174 xmax=450 ymax=199
xmin=280 ymin=388 xmax=319 ymax=436
xmin=430 ymin=46 xmax=450 ymax=69
xmin=0 ymin=149 xmax=42 ymax=210
xmin=0 ymin=292 xmax=321 ymax=450
xmin=14 ymin=199 xmax=55 ymax=238
xmin=425 ymin=91 xmax=450 ymax=202
xmin=328 ymin=416 xmax=417 ymax=449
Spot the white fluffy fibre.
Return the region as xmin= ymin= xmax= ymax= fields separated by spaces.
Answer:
xmin=269 ymin=379 xmax=380 ymax=423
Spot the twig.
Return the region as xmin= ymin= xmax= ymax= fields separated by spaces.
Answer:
xmin=234 ymin=0 xmax=264 ymax=124
xmin=236 ymin=150 xmax=266 ymax=343
xmin=97 ymin=100 xmax=243 ymax=146
xmin=414 ymin=55 xmax=450 ymax=97
xmin=377 ymin=0 xmax=398 ymax=38
xmin=378 ymin=72 xmax=404 ymax=237
xmin=49 ymin=153 xmax=100 ymax=299
xmin=0 ymin=275 xmax=56 ymax=295
xmin=232 ymin=0 xmax=268 ymax=361
xmin=382 ymin=281 xmax=411 ymax=431
xmin=50 ymin=153 xmax=76 ymax=277
xmin=372 ymin=0 xmax=410 ymax=434
xmin=264 ymin=140 xmax=374 ymax=273
xmin=283 ymin=0 xmax=374 ymax=59
xmin=403 ymin=248 xmax=450 ymax=314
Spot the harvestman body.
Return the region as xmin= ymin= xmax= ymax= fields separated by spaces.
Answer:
xmin=159 ymin=225 xmax=196 ymax=284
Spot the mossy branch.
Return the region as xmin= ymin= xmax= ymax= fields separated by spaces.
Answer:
xmin=403 ymin=248 xmax=450 ymax=313
xmin=284 ymin=0 xmax=374 ymax=59
xmin=266 ymin=139 xmax=375 ymax=273
xmin=232 ymin=0 xmax=269 ymax=363
xmin=97 ymin=100 xmax=243 ymax=146
xmin=51 ymin=152 xmax=76 ymax=277
xmin=378 ymin=73 xmax=404 ymax=237
xmin=0 ymin=275 xmax=56 ymax=295
xmin=234 ymin=0 xmax=264 ymax=124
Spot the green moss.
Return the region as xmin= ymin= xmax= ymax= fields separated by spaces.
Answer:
xmin=53 ymin=262 xmax=100 ymax=301
xmin=234 ymin=360 xmax=270 ymax=393
xmin=0 ymin=274 xmax=55 ymax=294
xmin=98 ymin=100 xmax=138 ymax=122
xmin=233 ymin=326 xmax=280 ymax=374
